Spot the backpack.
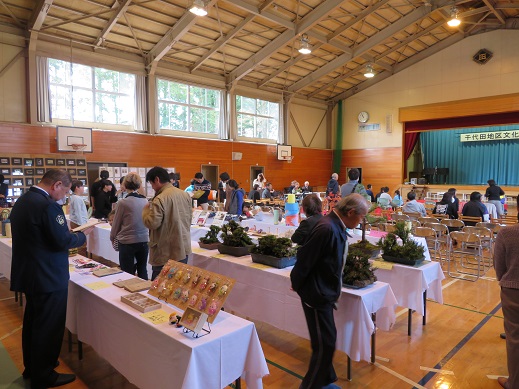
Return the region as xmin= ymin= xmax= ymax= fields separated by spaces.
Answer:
xmin=351 ymin=183 xmax=372 ymax=202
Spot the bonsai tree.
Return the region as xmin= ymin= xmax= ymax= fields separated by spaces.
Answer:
xmin=343 ymin=246 xmax=377 ymax=287
xmin=199 ymin=225 xmax=221 ymax=244
xmin=251 ymin=235 xmax=297 ymax=258
xmin=378 ymin=221 xmax=425 ymax=260
xmin=220 ymin=220 xmax=253 ymax=247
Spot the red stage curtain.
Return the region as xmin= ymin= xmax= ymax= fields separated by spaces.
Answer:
xmin=404 ymin=131 xmax=419 ymax=161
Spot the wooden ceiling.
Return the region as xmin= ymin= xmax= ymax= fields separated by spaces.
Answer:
xmin=4 ymin=0 xmax=519 ymax=103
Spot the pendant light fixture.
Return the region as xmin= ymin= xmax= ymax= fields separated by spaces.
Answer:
xmin=447 ymin=6 xmax=461 ymax=27
xmin=189 ymin=0 xmax=208 ymax=16
xmin=363 ymin=63 xmax=375 ymax=78
xmin=298 ymin=34 xmax=312 ymax=55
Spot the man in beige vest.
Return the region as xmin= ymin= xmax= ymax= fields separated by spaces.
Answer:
xmin=143 ymin=166 xmax=192 ymax=280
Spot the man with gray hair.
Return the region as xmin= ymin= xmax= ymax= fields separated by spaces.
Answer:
xmin=326 ymin=173 xmax=340 ymax=196
xmin=291 ymin=193 xmax=369 ymax=389
xmin=10 ymin=169 xmax=95 ymax=388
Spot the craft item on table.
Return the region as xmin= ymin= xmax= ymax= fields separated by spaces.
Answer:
xmin=121 ymin=292 xmax=161 ymax=313
xmin=180 ymin=307 xmax=209 ymax=335
xmin=273 ymin=209 xmax=279 ymax=225
xmin=113 ymin=278 xmax=152 ymax=293
xmin=168 ymin=312 xmax=179 ymax=325
xmin=196 ymin=211 xmax=209 ymax=226
xmin=191 ymin=210 xmax=202 ymax=225
xmin=147 ymin=260 xmax=236 ymax=323
xmin=93 ymin=267 xmax=123 ymax=277
xmin=285 ymin=195 xmax=300 ymax=227
xmin=211 ymin=211 xmax=227 ymax=227
xmin=140 ymin=309 xmax=169 ymax=325
xmin=85 ymin=281 xmax=111 ymax=291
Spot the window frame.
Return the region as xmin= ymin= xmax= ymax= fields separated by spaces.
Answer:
xmin=235 ymin=94 xmax=281 ymax=143
xmin=157 ymin=78 xmax=221 ymax=138
xmin=47 ymin=58 xmax=136 ymax=131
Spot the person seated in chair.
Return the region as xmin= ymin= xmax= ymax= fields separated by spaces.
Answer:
xmin=301 ymin=181 xmax=312 ymax=193
xmin=433 ymin=192 xmax=458 ymax=219
xmin=462 ymin=191 xmax=488 ymax=226
xmin=402 ymin=191 xmax=427 ymax=217
xmin=261 ymin=183 xmax=274 ymax=200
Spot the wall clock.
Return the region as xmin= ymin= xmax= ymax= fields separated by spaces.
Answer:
xmin=358 ymin=111 xmax=369 ymax=123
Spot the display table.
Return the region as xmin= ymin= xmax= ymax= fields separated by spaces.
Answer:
xmin=189 ymin=244 xmax=398 ymax=363
xmin=0 ymin=236 xmax=12 ymax=279
xmin=67 ymin=259 xmax=269 ymax=389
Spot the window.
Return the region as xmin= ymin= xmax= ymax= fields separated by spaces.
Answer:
xmin=236 ymin=95 xmax=279 ymax=141
xmin=157 ymin=79 xmax=220 ymax=134
xmin=48 ymin=59 xmax=136 ymax=126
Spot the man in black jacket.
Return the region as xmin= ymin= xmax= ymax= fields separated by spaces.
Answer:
xmin=291 ymin=193 xmax=369 ymax=389
xmin=10 ymin=169 xmax=95 ymax=388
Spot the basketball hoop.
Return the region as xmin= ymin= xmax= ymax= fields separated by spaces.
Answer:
xmin=71 ymin=144 xmax=87 ymax=155
xmin=281 ymin=155 xmax=294 ymax=164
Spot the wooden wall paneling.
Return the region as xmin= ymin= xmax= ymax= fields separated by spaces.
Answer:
xmin=399 ymin=93 xmax=519 ymax=122
xmin=340 ymin=147 xmax=403 ymax=194
xmin=0 ymin=124 xmax=333 ymax=194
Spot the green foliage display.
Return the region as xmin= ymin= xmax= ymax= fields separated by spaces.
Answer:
xmin=220 ymin=220 xmax=253 ymax=247
xmin=343 ymin=245 xmax=377 ymax=287
xmin=251 ymin=235 xmax=297 ymax=258
xmin=199 ymin=225 xmax=221 ymax=244
xmin=378 ymin=221 xmax=425 ymax=260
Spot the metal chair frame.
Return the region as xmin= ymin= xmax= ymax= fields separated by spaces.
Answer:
xmin=448 ymin=231 xmax=484 ymax=281
xmin=423 ymin=222 xmax=450 ymax=264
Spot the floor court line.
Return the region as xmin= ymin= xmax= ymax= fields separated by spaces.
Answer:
xmin=415 ymin=302 xmax=502 ymax=388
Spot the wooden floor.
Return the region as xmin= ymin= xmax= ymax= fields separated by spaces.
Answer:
xmin=0 ymin=255 xmax=509 ymax=389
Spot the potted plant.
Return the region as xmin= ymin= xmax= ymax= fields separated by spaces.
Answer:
xmin=198 ymin=225 xmax=221 ymax=250
xmin=218 ymin=220 xmax=254 ymax=256
xmin=250 ymin=235 xmax=298 ymax=269
xmin=378 ymin=221 xmax=425 ymax=266
xmin=342 ymin=247 xmax=377 ymax=288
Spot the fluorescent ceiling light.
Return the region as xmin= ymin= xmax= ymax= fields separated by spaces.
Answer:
xmin=189 ymin=0 xmax=208 ymax=16
xmin=298 ymin=34 xmax=312 ymax=55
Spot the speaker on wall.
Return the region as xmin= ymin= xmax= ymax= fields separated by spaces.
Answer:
xmin=232 ymin=152 xmax=242 ymax=160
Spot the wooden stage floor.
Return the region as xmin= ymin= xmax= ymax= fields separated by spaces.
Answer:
xmin=0 ymin=259 xmax=508 ymax=389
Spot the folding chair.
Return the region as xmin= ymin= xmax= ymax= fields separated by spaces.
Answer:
xmin=432 ymin=214 xmax=449 ymax=220
xmin=462 ymin=226 xmax=494 ymax=266
xmin=423 ymin=222 xmax=450 ymax=264
xmin=441 ymin=219 xmax=465 ymax=232
xmin=391 ymin=213 xmax=410 ymax=223
xmin=476 ymin=222 xmax=501 ymax=236
xmin=418 ymin=216 xmax=440 ymax=225
xmin=459 ymin=215 xmax=482 ymax=226
xmin=413 ymin=227 xmax=438 ymax=261
xmin=403 ymin=211 xmax=421 ymax=221
xmin=448 ymin=231 xmax=484 ymax=281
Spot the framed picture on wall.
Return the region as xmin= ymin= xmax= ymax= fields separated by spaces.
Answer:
xmin=56 ymin=159 xmax=65 ymax=166
xmin=24 ymin=168 xmax=34 ymax=175
xmin=68 ymin=169 xmax=77 ymax=175
xmin=12 ymin=158 xmax=22 ymax=165
xmin=35 ymin=168 xmax=45 ymax=175
xmin=25 ymin=178 xmax=34 ymax=186
xmin=13 ymin=178 xmax=23 ymax=186
xmin=46 ymin=158 xmax=55 ymax=165
xmin=35 ymin=158 xmax=44 ymax=166
xmin=77 ymin=169 xmax=86 ymax=176
xmin=121 ymin=167 xmax=129 ymax=175
xmin=114 ymin=167 xmax=121 ymax=177
xmin=13 ymin=188 xmax=23 ymax=196
xmin=1 ymin=168 xmax=10 ymax=175
xmin=0 ymin=157 xmax=9 ymax=165
xmin=3 ymin=178 xmax=10 ymax=185
xmin=77 ymin=159 xmax=86 ymax=166
xmin=36 ymin=178 xmax=42 ymax=184
xmin=24 ymin=158 xmax=34 ymax=166
xmin=12 ymin=168 xmax=23 ymax=176
xmin=67 ymin=159 xmax=76 ymax=166
xmin=79 ymin=179 xmax=86 ymax=186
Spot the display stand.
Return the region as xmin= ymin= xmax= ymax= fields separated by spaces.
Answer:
xmin=182 ymin=321 xmax=211 ymax=338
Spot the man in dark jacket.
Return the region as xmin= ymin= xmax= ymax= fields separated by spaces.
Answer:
xmin=291 ymin=193 xmax=369 ymax=389
xmin=10 ymin=169 xmax=95 ymax=388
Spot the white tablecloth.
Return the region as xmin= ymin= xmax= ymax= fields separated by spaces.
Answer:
xmin=66 ymin=260 xmax=269 ymax=389
xmin=0 ymin=236 xmax=12 ymax=279
xmin=189 ymin=244 xmax=398 ymax=362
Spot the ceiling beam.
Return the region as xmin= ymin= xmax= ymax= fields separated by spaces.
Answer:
xmin=146 ymin=0 xmax=218 ymax=74
xmin=94 ymin=0 xmax=133 ymax=47
xmin=0 ymin=0 xmax=24 ymax=28
xmin=288 ymin=1 xmax=452 ymax=93
xmin=227 ymin=0 xmax=346 ymax=84
xmin=482 ymin=0 xmax=506 ymax=24
xmin=328 ymin=0 xmax=392 ymax=41
xmin=190 ymin=14 xmax=255 ymax=72
xmin=329 ymin=33 xmax=464 ymax=102
xmin=307 ymin=19 xmax=446 ymax=97
xmin=29 ymin=0 xmax=54 ymax=31
xmin=222 ymin=0 xmax=294 ymax=30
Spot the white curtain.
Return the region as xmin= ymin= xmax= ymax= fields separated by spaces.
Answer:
xmin=134 ymin=74 xmax=147 ymax=132
xmin=278 ymin=97 xmax=286 ymax=145
xmin=219 ymin=90 xmax=229 ymax=139
xmin=36 ymin=56 xmax=51 ymax=123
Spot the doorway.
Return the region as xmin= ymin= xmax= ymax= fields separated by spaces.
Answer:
xmin=250 ymin=166 xmax=264 ymax=191
xmin=346 ymin=167 xmax=363 ymax=183
xmin=201 ymin=165 xmax=219 ymax=194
